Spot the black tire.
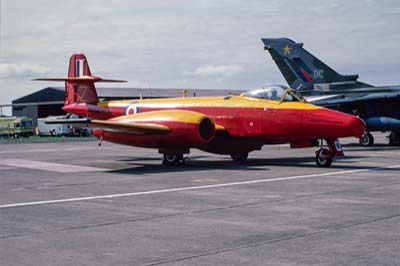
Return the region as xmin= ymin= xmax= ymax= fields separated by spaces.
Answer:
xmin=315 ymin=148 xmax=333 ymax=167
xmin=388 ymin=131 xmax=400 ymax=146
xmin=359 ymin=132 xmax=374 ymax=147
xmin=162 ymin=153 xmax=184 ymax=165
xmin=230 ymin=152 xmax=248 ymax=162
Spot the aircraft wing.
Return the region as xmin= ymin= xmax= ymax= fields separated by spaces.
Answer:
xmin=44 ymin=117 xmax=170 ymax=134
xmin=44 ymin=110 xmax=226 ymax=137
xmin=90 ymin=120 xmax=170 ymax=134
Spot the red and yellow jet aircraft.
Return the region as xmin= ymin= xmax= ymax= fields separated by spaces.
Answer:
xmin=34 ymin=54 xmax=365 ymax=167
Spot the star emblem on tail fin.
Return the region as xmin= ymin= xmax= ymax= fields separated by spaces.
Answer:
xmin=282 ymin=45 xmax=292 ymax=55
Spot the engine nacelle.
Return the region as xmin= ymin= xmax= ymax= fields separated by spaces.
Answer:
xmin=94 ymin=110 xmax=216 ymax=148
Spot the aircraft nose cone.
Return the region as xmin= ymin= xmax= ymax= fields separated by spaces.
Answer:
xmin=346 ymin=116 xmax=366 ymax=138
xmin=305 ymin=108 xmax=366 ymax=139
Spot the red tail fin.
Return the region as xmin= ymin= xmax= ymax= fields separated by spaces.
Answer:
xmin=33 ymin=54 xmax=127 ymax=106
xmin=65 ymin=54 xmax=98 ymax=105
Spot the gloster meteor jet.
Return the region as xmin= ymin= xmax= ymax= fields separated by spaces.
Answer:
xmin=262 ymin=38 xmax=400 ymax=147
xmin=34 ymin=54 xmax=365 ymax=167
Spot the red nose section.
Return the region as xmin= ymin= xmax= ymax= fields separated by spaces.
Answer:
xmin=304 ymin=108 xmax=365 ymax=139
xmin=345 ymin=115 xmax=366 ymax=138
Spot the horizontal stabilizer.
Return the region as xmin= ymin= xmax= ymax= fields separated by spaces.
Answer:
xmin=33 ymin=76 xmax=127 ymax=83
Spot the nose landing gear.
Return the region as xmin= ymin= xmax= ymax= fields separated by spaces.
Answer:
xmin=315 ymin=138 xmax=343 ymax=167
xmin=315 ymin=148 xmax=333 ymax=167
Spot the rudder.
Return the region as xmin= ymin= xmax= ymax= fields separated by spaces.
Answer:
xmin=65 ymin=54 xmax=98 ymax=105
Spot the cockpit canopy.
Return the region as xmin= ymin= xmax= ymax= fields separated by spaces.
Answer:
xmin=242 ymin=85 xmax=303 ymax=102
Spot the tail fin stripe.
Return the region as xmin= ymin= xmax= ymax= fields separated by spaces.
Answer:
xmin=296 ymin=71 xmax=308 ymax=82
xmin=75 ymin=60 xmax=80 ymax=77
xmin=75 ymin=59 xmax=86 ymax=77
xmin=300 ymin=69 xmax=313 ymax=82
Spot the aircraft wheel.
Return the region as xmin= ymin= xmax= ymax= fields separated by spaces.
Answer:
xmin=388 ymin=131 xmax=400 ymax=146
xmin=162 ymin=153 xmax=184 ymax=165
xmin=315 ymin=148 xmax=333 ymax=167
xmin=230 ymin=152 xmax=248 ymax=162
xmin=359 ymin=132 xmax=374 ymax=146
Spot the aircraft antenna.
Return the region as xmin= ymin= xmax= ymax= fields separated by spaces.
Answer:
xmin=147 ymin=82 xmax=153 ymax=97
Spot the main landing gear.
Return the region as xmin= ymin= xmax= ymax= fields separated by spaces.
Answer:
xmin=161 ymin=152 xmax=250 ymax=165
xmin=159 ymin=148 xmax=189 ymax=165
xmin=359 ymin=131 xmax=400 ymax=146
xmin=162 ymin=153 xmax=186 ymax=165
xmin=388 ymin=130 xmax=400 ymax=146
xmin=230 ymin=152 xmax=249 ymax=162
xmin=359 ymin=132 xmax=374 ymax=146
xmin=315 ymin=139 xmax=343 ymax=167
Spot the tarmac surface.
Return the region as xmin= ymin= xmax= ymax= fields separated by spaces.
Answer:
xmin=1 ymin=133 xmax=400 ymax=266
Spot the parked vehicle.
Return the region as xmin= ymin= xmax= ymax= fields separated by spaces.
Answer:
xmin=0 ymin=116 xmax=34 ymax=138
xmin=69 ymin=127 xmax=91 ymax=137
xmin=38 ymin=116 xmax=69 ymax=136
xmin=38 ymin=116 xmax=92 ymax=137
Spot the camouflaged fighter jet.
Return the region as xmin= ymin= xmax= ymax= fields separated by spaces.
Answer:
xmin=262 ymin=38 xmax=400 ymax=147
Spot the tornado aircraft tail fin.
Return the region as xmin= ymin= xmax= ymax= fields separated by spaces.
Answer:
xmin=261 ymin=38 xmax=371 ymax=91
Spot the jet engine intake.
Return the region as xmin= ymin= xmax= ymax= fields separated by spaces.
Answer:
xmin=198 ymin=117 xmax=215 ymax=142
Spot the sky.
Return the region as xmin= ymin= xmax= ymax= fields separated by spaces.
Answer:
xmin=1 ymin=0 xmax=400 ymax=114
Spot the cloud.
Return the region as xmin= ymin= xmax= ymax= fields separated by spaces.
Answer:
xmin=2 ymin=0 xmax=400 ymax=106
xmin=0 ymin=63 xmax=51 ymax=79
xmin=191 ymin=64 xmax=243 ymax=77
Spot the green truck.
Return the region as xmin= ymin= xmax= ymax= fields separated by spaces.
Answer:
xmin=0 ymin=116 xmax=34 ymax=138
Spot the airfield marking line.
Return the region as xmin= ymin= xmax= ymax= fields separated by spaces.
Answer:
xmin=0 ymin=147 xmax=113 ymax=154
xmin=1 ymin=164 xmax=400 ymax=209
xmin=0 ymin=159 xmax=108 ymax=173
xmin=360 ymin=161 xmax=394 ymax=166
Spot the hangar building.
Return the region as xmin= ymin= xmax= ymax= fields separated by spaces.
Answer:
xmin=12 ymin=87 xmax=240 ymax=127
